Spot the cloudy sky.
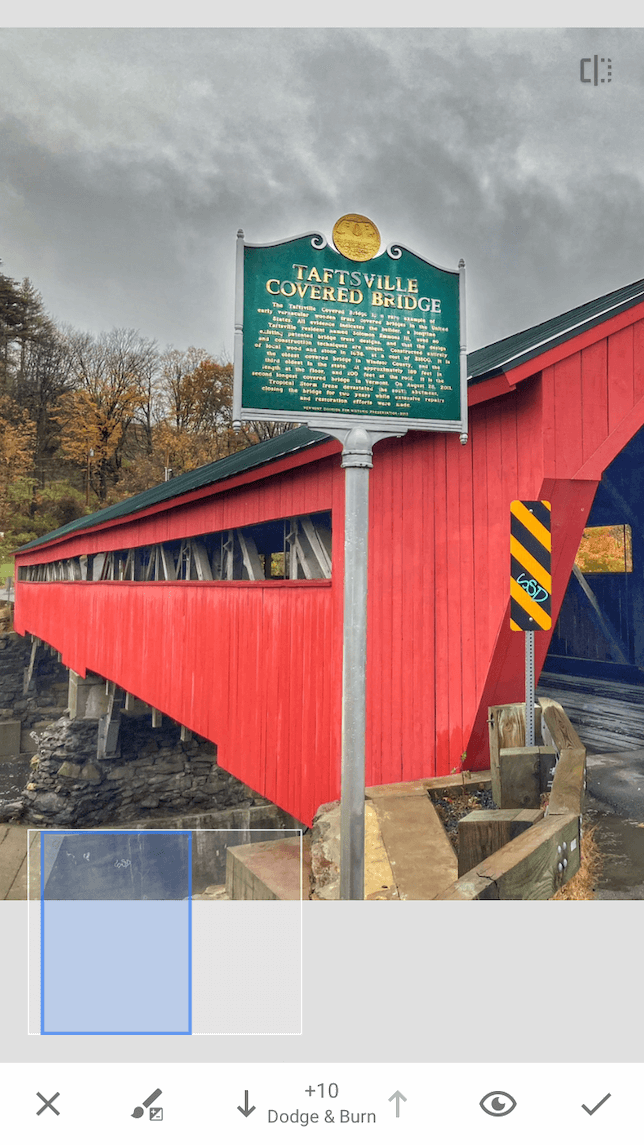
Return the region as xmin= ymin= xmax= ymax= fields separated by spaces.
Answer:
xmin=0 ymin=25 xmax=641 ymax=358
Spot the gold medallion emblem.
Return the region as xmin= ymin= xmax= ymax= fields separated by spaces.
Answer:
xmin=332 ymin=214 xmax=381 ymax=262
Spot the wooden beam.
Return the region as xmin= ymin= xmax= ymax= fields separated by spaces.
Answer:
xmin=237 ymin=529 xmax=265 ymax=580
xmin=489 ymin=703 xmax=542 ymax=801
xmin=538 ymin=695 xmax=585 ymax=752
xmin=191 ymin=539 xmax=213 ymax=581
xmin=299 ymin=515 xmax=332 ymax=578
xmin=97 ymin=682 xmax=122 ymax=759
xmin=437 ymin=812 xmax=580 ymax=900
xmin=571 ymin=562 xmax=630 ymax=664
xmin=602 ymin=474 xmax=639 ymax=525
xmin=371 ymin=794 xmax=457 ymax=900
xmin=458 ymin=808 xmax=543 ymax=878
xmin=548 ymin=748 xmax=586 ymax=815
xmin=495 ymin=746 xmax=542 ymax=809
xmin=151 ymin=708 xmax=162 ymax=728
xmin=160 ymin=544 xmax=176 ymax=581
xmin=366 ymin=771 xmax=492 ymax=800
xmin=23 ymin=638 xmax=39 ymax=696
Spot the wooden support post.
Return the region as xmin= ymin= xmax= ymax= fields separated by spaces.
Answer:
xmin=237 ymin=529 xmax=265 ymax=580
xmin=151 ymin=709 xmax=162 ymax=728
xmin=23 ymin=637 xmax=39 ymax=696
xmin=495 ymin=746 xmax=542 ymax=809
xmin=180 ymin=724 xmax=192 ymax=743
xmin=488 ymin=702 xmax=542 ymax=789
xmin=97 ymin=682 xmax=122 ymax=760
xmin=160 ymin=544 xmax=176 ymax=581
xmin=458 ymin=808 xmax=543 ymax=877
xmin=191 ymin=539 xmax=214 ymax=580
xmin=124 ymin=692 xmax=135 ymax=713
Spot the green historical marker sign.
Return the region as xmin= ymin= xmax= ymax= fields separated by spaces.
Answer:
xmin=233 ymin=227 xmax=467 ymax=437
xmin=232 ymin=216 xmax=468 ymax=902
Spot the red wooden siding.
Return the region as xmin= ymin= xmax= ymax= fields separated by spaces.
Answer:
xmin=16 ymin=580 xmax=339 ymax=827
xmin=14 ymin=311 xmax=644 ymax=825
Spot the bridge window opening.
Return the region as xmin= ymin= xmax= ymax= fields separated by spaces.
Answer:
xmin=17 ymin=511 xmax=332 ymax=585
xmin=576 ymin=524 xmax=632 ymax=574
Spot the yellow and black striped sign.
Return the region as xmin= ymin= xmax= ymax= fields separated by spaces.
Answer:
xmin=510 ymin=500 xmax=552 ymax=631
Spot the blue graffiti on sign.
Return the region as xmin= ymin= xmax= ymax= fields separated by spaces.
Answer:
xmin=517 ymin=573 xmax=549 ymax=605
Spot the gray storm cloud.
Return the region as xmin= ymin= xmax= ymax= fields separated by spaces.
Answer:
xmin=0 ymin=27 xmax=641 ymax=354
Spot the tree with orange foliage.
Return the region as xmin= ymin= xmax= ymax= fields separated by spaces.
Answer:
xmin=576 ymin=525 xmax=632 ymax=573
xmin=155 ymin=350 xmax=252 ymax=475
xmin=56 ymin=328 xmax=157 ymax=502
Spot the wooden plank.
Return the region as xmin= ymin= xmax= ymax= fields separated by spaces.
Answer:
xmin=437 ymin=812 xmax=580 ymax=900
xmin=371 ymin=794 xmax=457 ymax=900
xmin=92 ymin=552 xmax=106 ymax=580
xmin=458 ymin=808 xmax=543 ymax=877
xmin=191 ymin=539 xmax=213 ymax=581
xmin=159 ymin=544 xmax=176 ymax=581
xmin=580 ymin=340 xmax=609 ymax=466
xmin=570 ymin=563 xmax=630 ymax=664
xmin=634 ymin=318 xmax=644 ymax=401
xmin=226 ymin=837 xmax=308 ymax=901
xmin=496 ymin=746 xmax=542 ymax=809
xmin=607 ymin=324 xmax=634 ymax=433
xmin=23 ymin=637 xmax=38 ymax=695
xmin=237 ymin=529 xmax=264 ymax=581
xmin=554 ymin=355 xmax=583 ymax=477
xmin=489 ymin=703 xmax=541 ymax=804
xmin=299 ymin=515 xmax=332 ymax=578
xmin=538 ymin=695 xmax=585 ymax=751
xmin=548 ymin=747 xmax=586 ymax=816
xmin=366 ymin=771 xmax=492 ymax=800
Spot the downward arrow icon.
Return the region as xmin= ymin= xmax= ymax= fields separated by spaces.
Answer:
xmin=237 ymin=1090 xmax=256 ymax=1118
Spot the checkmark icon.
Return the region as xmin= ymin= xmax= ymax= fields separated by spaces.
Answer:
xmin=582 ymin=1093 xmax=611 ymax=1116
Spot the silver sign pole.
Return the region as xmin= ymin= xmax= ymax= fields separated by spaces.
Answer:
xmin=525 ymin=630 xmax=535 ymax=746
xmin=327 ymin=426 xmax=402 ymax=901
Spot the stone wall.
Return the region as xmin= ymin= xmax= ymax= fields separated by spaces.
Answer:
xmin=0 ymin=633 xmax=281 ymax=829
xmin=0 ymin=633 xmax=69 ymax=750
xmin=22 ymin=712 xmax=269 ymax=827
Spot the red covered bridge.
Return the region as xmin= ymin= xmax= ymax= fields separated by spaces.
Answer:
xmin=14 ymin=276 xmax=644 ymax=825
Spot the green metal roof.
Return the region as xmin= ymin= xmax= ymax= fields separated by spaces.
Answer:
xmin=17 ymin=426 xmax=330 ymax=552
xmin=18 ymin=273 xmax=644 ymax=553
xmin=467 ymin=275 xmax=644 ymax=382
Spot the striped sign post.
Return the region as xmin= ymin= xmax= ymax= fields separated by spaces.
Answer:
xmin=510 ymin=501 xmax=552 ymax=747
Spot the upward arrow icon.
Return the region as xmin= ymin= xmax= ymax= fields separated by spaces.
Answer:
xmin=388 ymin=1091 xmax=407 ymax=1117
xmin=237 ymin=1091 xmax=256 ymax=1118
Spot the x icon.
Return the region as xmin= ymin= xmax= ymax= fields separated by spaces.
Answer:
xmin=36 ymin=1092 xmax=60 ymax=1116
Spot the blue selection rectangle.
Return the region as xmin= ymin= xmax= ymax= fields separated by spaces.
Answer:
xmin=41 ymin=832 xmax=191 ymax=1035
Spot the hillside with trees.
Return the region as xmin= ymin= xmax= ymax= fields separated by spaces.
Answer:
xmin=0 ymin=260 xmax=289 ymax=562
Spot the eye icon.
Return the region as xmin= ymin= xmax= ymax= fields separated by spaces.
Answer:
xmin=479 ymin=1091 xmax=517 ymax=1117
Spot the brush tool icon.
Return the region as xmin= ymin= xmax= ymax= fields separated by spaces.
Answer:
xmin=131 ymin=1089 xmax=162 ymax=1118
